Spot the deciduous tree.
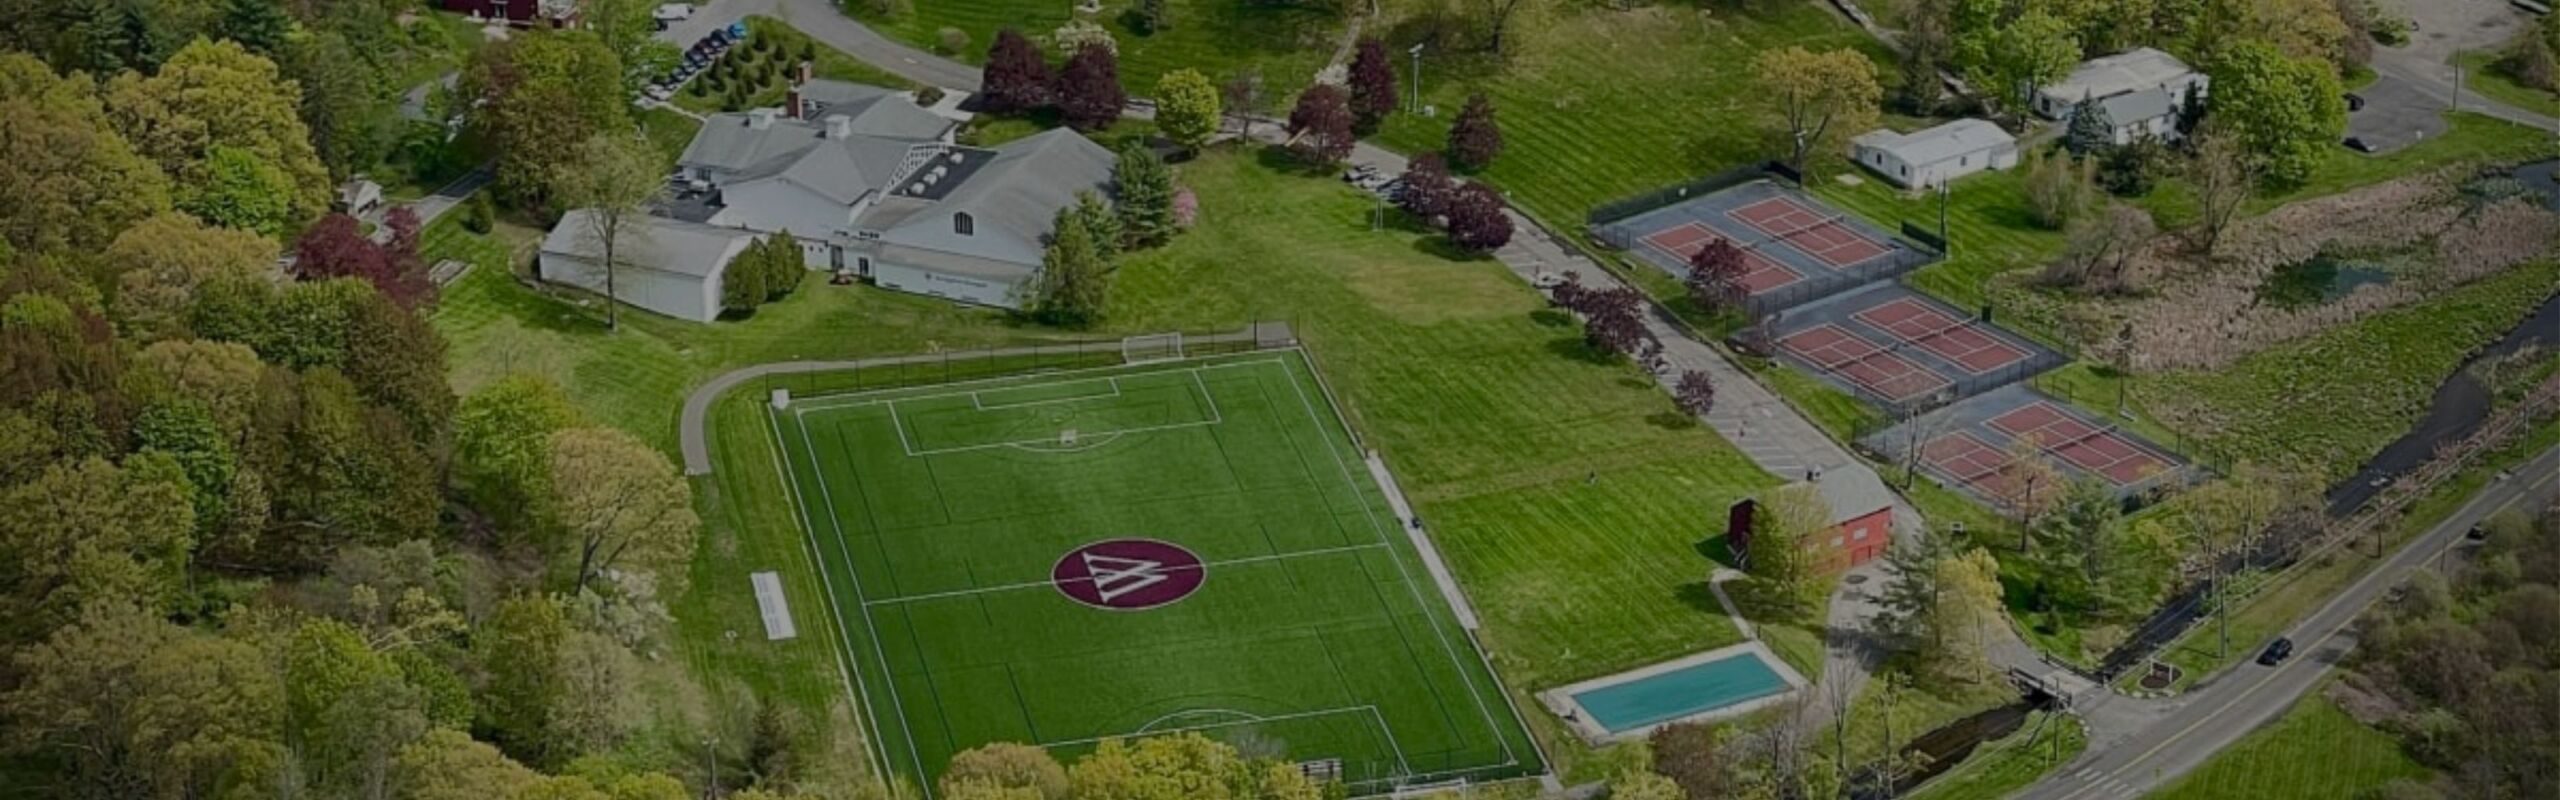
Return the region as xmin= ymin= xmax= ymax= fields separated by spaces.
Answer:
xmin=1744 ymin=483 xmax=1829 ymax=603
xmin=1285 ymin=84 xmax=1355 ymax=165
xmin=1674 ymin=370 xmax=1716 ymax=417
xmin=455 ymin=375 xmax=579 ymax=526
xmin=0 ymin=53 xmax=173 ymax=255
xmin=2205 ymin=41 xmax=2346 ymax=188
xmin=548 ymin=133 xmax=667 ymax=331
xmin=108 ymin=212 xmax=277 ymax=339
xmin=0 ymin=456 xmax=195 ymax=641
xmin=943 ymin=743 xmax=1068 ymax=799
xmin=2184 ymin=125 xmax=2259 ymax=256
xmin=1753 ymin=46 xmax=1882 ymax=175
xmin=1953 ymin=4 xmax=2079 ymax=124
xmin=544 ymin=427 xmax=699 ymax=596
xmin=1684 ymin=237 xmax=1748 ymax=313
xmin=1446 ymin=93 xmax=1502 ymax=170
xmin=1396 ymin=153 xmax=1457 ymax=222
xmin=1054 ymin=43 xmax=1126 ymax=131
xmin=295 ymin=210 xmax=436 ymax=311
xmin=1442 ymin=182 xmax=1514 ymax=254
xmin=980 ymin=29 xmax=1053 ymax=115
xmin=1153 ymin=68 xmax=1221 ymax=153
xmin=105 ymin=38 xmax=331 ymax=228
xmin=1346 ymin=37 xmax=1396 ymax=132
xmin=461 ymin=31 xmax=633 ymax=207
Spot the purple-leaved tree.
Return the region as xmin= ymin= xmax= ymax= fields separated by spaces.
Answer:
xmin=1286 ymin=84 xmax=1356 ymax=165
xmin=980 ymin=29 xmax=1053 ymax=114
xmin=1054 ymin=43 xmax=1126 ymax=131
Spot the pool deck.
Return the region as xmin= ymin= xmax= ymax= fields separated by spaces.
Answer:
xmin=1537 ymin=640 xmax=1809 ymax=745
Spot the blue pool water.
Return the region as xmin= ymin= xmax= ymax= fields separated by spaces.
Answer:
xmin=1570 ymin=653 xmax=1792 ymax=733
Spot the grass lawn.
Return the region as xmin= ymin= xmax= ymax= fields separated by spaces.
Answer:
xmin=1370 ymin=3 xmax=1890 ymax=231
xmin=2148 ymin=690 xmax=2429 ymax=800
xmin=2138 ymin=113 xmax=2560 ymax=230
xmin=1905 ymin=711 xmax=2085 ymax=800
xmin=1753 ymin=358 xmax=1888 ymax=442
xmin=853 ymin=0 xmax=1342 ymax=94
xmin=2135 ymin=260 xmax=2560 ymax=482
xmin=674 ymin=16 xmax=919 ymax=113
xmin=2456 ymin=51 xmax=2560 ymax=121
xmin=444 ymin=149 xmax=1784 ymax=779
xmin=639 ymin=107 xmax=706 ymax=163
xmin=769 ymin=353 xmax=1540 ymax=791
xmin=1811 ymin=165 xmax=2066 ymax=336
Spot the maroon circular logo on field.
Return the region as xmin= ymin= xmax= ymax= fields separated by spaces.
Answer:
xmin=1051 ymin=539 xmax=1206 ymax=610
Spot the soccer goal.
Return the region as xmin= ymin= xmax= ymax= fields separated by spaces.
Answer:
xmin=1121 ymin=332 xmax=1185 ymax=364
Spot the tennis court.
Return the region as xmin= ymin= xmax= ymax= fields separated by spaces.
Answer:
xmin=1637 ymin=222 xmax=1806 ymax=294
xmin=1849 ymin=296 xmax=2035 ymax=375
xmin=1592 ymin=178 xmax=1932 ymax=313
xmin=1727 ymin=196 xmax=1892 ymax=268
xmin=1860 ymin=385 xmax=2195 ymax=512
xmin=1773 ymin=324 xmax=1951 ymax=403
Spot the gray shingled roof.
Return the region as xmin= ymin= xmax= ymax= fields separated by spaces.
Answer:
xmin=540 ymin=211 xmax=758 ymax=278
xmin=799 ymin=80 xmax=953 ymax=140
xmin=2099 ymin=86 xmax=2176 ymax=125
xmin=1852 ymin=118 xmax=2014 ymax=165
xmin=1809 ymin=468 xmax=1895 ymax=526
xmin=2045 ymin=48 xmax=2196 ymax=101
xmin=877 ymin=128 xmax=1116 ymax=267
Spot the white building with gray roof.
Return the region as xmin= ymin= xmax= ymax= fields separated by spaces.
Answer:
xmin=2035 ymin=48 xmax=2207 ymax=145
xmin=542 ymin=78 xmax=1116 ymax=319
xmin=538 ymin=211 xmax=763 ymax=323
xmin=1850 ymin=118 xmax=2018 ymax=189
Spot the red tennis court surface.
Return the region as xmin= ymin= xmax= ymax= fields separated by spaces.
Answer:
xmin=1776 ymin=324 xmax=1951 ymax=402
xmin=1728 ymin=197 xmax=1891 ymax=268
xmin=1641 ymin=222 xmax=1803 ymax=294
xmin=1987 ymin=403 xmax=2175 ymax=486
xmin=1850 ymin=297 xmax=2033 ymax=374
xmin=1919 ymin=432 xmax=2034 ymax=505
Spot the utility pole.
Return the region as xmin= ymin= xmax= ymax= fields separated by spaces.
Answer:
xmin=1408 ymin=43 xmax=1425 ymax=113
xmin=2452 ymin=64 xmax=2464 ymax=113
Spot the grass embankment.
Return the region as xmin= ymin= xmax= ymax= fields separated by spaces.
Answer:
xmin=2148 ymin=690 xmax=2430 ymax=800
xmin=2456 ymin=51 xmax=2560 ymax=121
xmin=2139 ymin=113 xmax=2560 ymax=229
xmin=438 ymin=151 xmax=1785 ymax=779
xmin=1371 ymin=3 xmax=1889 ymax=231
xmin=854 ymin=0 xmax=1340 ymax=94
xmin=1904 ymin=711 xmax=2086 ymax=800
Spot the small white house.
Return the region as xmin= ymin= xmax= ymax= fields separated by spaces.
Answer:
xmin=1850 ymin=119 xmax=2019 ymax=190
xmin=538 ymin=211 xmax=761 ymax=323
xmin=2036 ymin=48 xmax=2208 ymax=144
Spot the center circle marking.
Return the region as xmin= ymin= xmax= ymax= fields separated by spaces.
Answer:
xmin=1051 ymin=538 xmax=1206 ymax=610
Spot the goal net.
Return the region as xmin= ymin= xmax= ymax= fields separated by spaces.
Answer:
xmin=1122 ymin=332 xmax=1184 ymax=364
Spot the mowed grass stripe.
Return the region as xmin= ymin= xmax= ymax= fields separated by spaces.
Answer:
xmin=776 ymin=353 xmax=1536 ymax=793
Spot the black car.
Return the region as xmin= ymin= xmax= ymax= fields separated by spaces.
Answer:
xmin=2344 ymin=92 xmax=2366 ymax=112
xmin=2343 ymin=136 xmax=2375 ymax=154
xmin=2257 ymin=637 xmax=2295 ymax=666
xmin=2466 ymin=523 xmax=2489 ymax=541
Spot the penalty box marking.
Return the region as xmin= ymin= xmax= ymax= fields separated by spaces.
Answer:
xmin=793 ymin=359 xmax=1296 ymax=458
xmin=1040 ymin=704 xmax=1414 ymax=777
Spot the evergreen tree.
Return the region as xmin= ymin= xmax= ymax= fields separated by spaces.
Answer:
xmin=1136 ymin=0 xmax=1172 ymax=35
xmin=2065 ymin=93 xmax=2116 ymax=155
xmin=722 ymin=251 xmax=766 ymax=313
xmin=1113 ymin=143 xmax=1177 ymax=249
xmin=1346 ymin=37 xmax=1397 ymax=132
xmin=1032 ymin=207 xmax=1110 ymax=326
xmin=761 ymin=232 xmax=806 ymax=301
xmin=1446 ymin=93 xmax=1502 ymax=170
xmin=1070 ymin=190 xmax=1120 ymax=261
xmin=980 ymin=28 xmax=1053 ymax=114
xmin=1054 ymin=43 xmax=1126 ymax=131
xmin=216 ymin=0 xmax=291 ymax=55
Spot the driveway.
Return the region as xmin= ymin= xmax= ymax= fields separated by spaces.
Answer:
xmin=2345 ymin=74 xmax=2450 ymax=154
xmin=2368 ymin=0 xmax=2559 ymax=133
xmin=655 ymin=0 xmax=981 ymax=91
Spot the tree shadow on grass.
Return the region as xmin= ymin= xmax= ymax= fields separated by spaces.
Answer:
xmin=1529 ymin=308 xmax=1575 ymax=327
xmin=1253 ymin=143 xmax=1339 ymax=178
xmin=1546 ymin=335 xmax=1622 ymax=365
xmin=1648 ymin=410 xmax=1700 ymax=430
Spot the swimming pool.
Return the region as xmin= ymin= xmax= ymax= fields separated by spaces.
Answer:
xmin=1567 ymin=651 xmax=1793 ymax=734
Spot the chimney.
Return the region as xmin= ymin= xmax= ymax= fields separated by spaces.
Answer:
xmin=799 ymin=61 xmax=813 ymax=85
xmin=786 ymin=86 xmax=803 ymax=120
xmin=749 ymin=108 xmax=777 ymax=130
xmin=824 ymin=114 xmax=852 ymax=140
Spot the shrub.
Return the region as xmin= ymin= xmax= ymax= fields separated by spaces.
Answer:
xmin=937 ymin=27 xmax=971 ymax=55
xmin=2097 ymin=137 xmax=2164 ymax=198
xmin=463 ymin=193 xmax=496 ymax=235
xmin=914 ymin=86 xmax=946 ymax=108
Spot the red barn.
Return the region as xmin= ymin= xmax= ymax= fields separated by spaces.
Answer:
xmin=1727 ymin=467 xmax=1897 ymax=575
xmin=442 ymin=0 xmax=579 ymax=27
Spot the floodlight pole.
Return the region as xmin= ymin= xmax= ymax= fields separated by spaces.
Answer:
xmin=1408 ymin=43 xmax=1426 ymax=114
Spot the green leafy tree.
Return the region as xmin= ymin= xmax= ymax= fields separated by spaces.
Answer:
xmin=0 ymin=602 xmax=190 ymax=796
xmin=1752 ymin=46 xmax=1883 ymax=175
xmin=462 ymin=31 xmax=633 ymax=207
xmin=215 ymin=0 xmax=291 ymax=54
xmin=393 ymin=729 xmax=545 ymax=800
xmin=1608 ymin=769 xmax=1685 ymax=800
xmin=723 ymin=251 xmax=769 ymax=314
xmin=1954 ymin=3 xmax=2079 ymax=124
xmin=106 ymin=212 xmax=277 ymax=340
xmin=544 ymin=427 xmax=700 ymax=596
xmin=944 ymin=743 xmax=1068 ymax=800
xmin=0 ymin=53 xmax=173 ymax=255
xmin=1742 ymin=483 xmax=1829 ymax=605
xmin=1029 ymin=206 xmax=1112 ymax=326
xmin=1114 ymin=143 xmax=1178 ymax=249
xmin=1153 ymin=68 xmax=1221 ymax=153
xmin=2205 ymin=40 xmax=2346 ymax=188
xmin=135 ymin=400 xmax=237 ymax=540
xmin=477 ymin=595 xmax=569 ymax=766
xmin=1930 ymin=546 xmax=2005 ymax=683
xmin=1066 ymin=733 xmax=1319 ymax=800
xmin=549 ymin=133 xmax=669 ymax=331
xmin=0 ymin=456 xmax=195 ymax=642
xmin=1070 ymin=190 xmax=1121 ymax=261
xmin=105 ymin=38 xmax=332 ymax=228
xmin=761 ymin=230 xmax=807 ymax=300
xmin=131 ymin=632 xmax=289 ymax=799
xmin=176 ymin=144 xmax=298 ymax=237
xmin=454 ymin=375 xmax=582 ymax=527
xmin=269 ymin=367 xmax=439 ymax=562
xmin=282 ymin=30 xmax=400 ymax=182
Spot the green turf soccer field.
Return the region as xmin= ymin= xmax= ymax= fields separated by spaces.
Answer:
xmin=767 ymin=349 xmax=1544 ymax=796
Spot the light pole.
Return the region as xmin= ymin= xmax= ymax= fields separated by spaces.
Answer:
xmin=1408 ymin=43 xmax=1426 ymax=114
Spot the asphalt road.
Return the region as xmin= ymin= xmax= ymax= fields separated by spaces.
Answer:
xmin=2016 ymin=442 xmax=2560 ymax=800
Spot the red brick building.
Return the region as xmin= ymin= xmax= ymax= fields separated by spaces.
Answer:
xmin=1726 ymin=468 xmax=1897 ymax=575
xmin=441 ymin=0 xmax=579 ymax=27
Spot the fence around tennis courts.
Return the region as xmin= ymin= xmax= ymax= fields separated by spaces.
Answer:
xmin=1588 ymin=178 xmax=1947 ymax=316
xmin=1756 ymin=324 xmax=2070 ymax=419
xmin=1586 ymin=162 xmax=1791 ymax=227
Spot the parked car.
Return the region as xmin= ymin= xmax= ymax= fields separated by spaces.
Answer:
xmin=1531 ymin=272 xmax=1569 ymax=290
xmin=2343 ymin=136 xmax=2375 ymax=154
xmin=2256 ymin=636 xmax=2295 ymax=666
xmin=653 ymin=3 xmax=694 ymax=22
xmin=2344 ymin=92 xmax=2366 ymax=112
xmin=644 ymin=85 xmax=673 ymax=101
xmin=2466 ymin=523 xmax=2489 ymax=541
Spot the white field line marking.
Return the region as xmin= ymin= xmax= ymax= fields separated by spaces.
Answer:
xmin=872 ymin=368 xmax=1236 ymax=457
xmin=788 ymin=356 xmax=1289 ymax=413
xmin=792 ymin=414 xmax=937 ymax=798
xmin=969 ymin=375 xmax=1125 ymax=411
xmin=861 ymin=542 xmax=1388 ymax=608
xmin=764 ymin=407 xmax=895 ymax=792
xmin=1039 ymin=704 xmax=1383 ymax=750
xmin=1274 ymin=357 xmax=1524 ymax=773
